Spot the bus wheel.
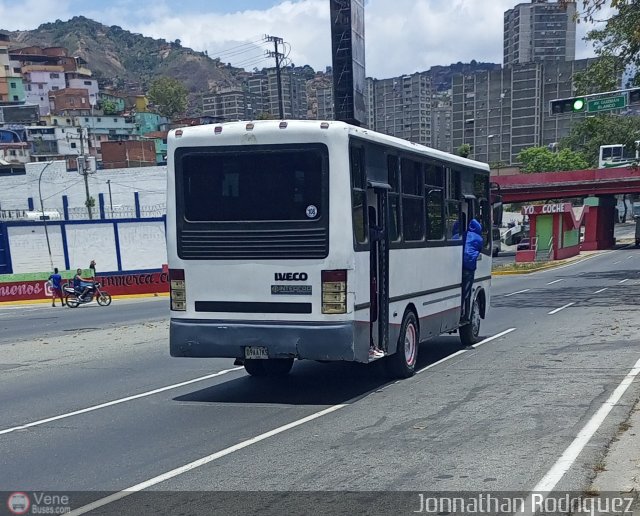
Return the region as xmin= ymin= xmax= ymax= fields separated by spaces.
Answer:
xmin=263 ymin=358 xmax=294 ymax=376
xmin=460 ymin=297 xmax=482 ymax=346
xmin=244 ymin=358 xmax=294 ymax=377
xmin=244 ymin=359 xmax=267 ymax=377
xmin=385 ymin=311 xmax=418 ymax=379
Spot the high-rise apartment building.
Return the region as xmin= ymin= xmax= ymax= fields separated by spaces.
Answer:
xmin=316 ymin=86 xmax=334 ymax=120
xmin=364 ymin=73 xmax=431 ymax=146
xmin=265 ymin=67 xmax=308 ymax=119
xmin=451 ymin=59 xmax=593 ymax=165
xmin=431 ymin=92 xmax=453 ymax=153
xmin=202 ymin=88 xmax=257 ymax=121
xmin=504 ymin=0 xmax=576 ymax=66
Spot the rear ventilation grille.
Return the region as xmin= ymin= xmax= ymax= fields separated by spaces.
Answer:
xmin=178 ymin=227 xmax=329 ymax=260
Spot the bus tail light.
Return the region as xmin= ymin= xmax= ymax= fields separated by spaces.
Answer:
xmin=170 ymin=268 xmax=186 ymax=311
xmin=322 ymin=270 xmax=347 ymax=314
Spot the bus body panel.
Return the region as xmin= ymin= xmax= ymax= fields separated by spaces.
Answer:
xmin=167 ymin=120 xmax=492 ymax=364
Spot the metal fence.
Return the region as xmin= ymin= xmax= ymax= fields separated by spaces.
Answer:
xmin=0 ymin=204 xmax=166 ymax=221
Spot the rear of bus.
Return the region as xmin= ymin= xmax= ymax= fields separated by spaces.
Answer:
xmin=167 ymin=121 xmax=365 ymax=369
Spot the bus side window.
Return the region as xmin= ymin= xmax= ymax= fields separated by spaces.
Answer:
xmin=475 ymin=173 xmax=491 ymax=252
xmin=425 ymin=162 xmax=444 ymax=242
xmin=350 ymin=145 xmax=367 ymax=245
xmin=445 ymin=168 xmax=462 ymax=240
xmin=400 ymin=158 xmax=425 ymax=242
xmin=387 ymin=155 xmax=401 ymax=243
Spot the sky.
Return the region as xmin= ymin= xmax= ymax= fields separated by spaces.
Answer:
xmin=0 ymin=0 xmax=608 ymax=79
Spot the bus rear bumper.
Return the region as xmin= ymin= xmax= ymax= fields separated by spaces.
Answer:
xmin=170 ymin=319 xmax=365 ymax=362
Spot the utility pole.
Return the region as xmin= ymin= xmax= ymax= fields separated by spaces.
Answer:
xmin=74 ymin=122 xmax=93 ymax=220
xmin=106 ymin=179 xmax=114 ymax=218
xmin=265 ymin=35 xmax=285 ymax=119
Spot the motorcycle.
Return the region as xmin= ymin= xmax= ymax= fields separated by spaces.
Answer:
xmin=63 ymin=281 xmax=112 ymax=308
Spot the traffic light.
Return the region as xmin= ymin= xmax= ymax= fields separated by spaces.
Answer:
xmin=629 ymin=88 xmax=640 ymax=105
xmin=550 ymin=97 xmax=587 ymax=114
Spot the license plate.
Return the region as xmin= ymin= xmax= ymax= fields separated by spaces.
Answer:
xmin=244 ymin=346 xmax=269 ymax=359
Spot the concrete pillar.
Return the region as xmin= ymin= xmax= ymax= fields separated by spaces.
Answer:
xmin=582 ymin=196 xmax=616 ymax=251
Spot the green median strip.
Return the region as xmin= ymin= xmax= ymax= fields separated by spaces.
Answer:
xmin=492 ymin=260 xmax=571 ymax=275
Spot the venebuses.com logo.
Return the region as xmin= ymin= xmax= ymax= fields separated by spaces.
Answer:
xmin=7 ymin=492 xmax=30 ymax=515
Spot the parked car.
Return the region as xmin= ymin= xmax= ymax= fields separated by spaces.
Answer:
xmin=517 ymin=238 xmax=531 ymax=251
xmin=492 ymin=227 xmax=501 ymax=257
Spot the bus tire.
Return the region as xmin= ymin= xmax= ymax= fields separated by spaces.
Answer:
xmin=460 ymin=296 xmax=481 ymax=346
xmin=244 ymin=358 xmax=294 ymax=377
xmin=244 ymin=359 xmax=267 ymax=377
xmin=385 ymin=311 xmax=418 ymax=379
xmin=263 ymin=358 xmax=294 ymax=376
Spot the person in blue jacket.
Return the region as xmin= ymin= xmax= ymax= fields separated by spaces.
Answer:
xmin=461 ymin=218 xmax=484 ymax=322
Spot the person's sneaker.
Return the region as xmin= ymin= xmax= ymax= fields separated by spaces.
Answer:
xmin=369 ymin=347 xmax=385 ymax=359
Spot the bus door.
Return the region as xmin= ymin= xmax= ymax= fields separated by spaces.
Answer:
xmin=368 ymin=182 xmax=391 ymax=353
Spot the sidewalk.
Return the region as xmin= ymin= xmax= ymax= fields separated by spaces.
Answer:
xmin=0 ymin=292 xmax=168 ymax=308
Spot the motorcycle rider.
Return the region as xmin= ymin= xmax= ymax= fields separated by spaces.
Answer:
xmin=73 ymin=268 xmax=94 ymax=301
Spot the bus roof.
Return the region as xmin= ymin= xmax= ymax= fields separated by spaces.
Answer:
xmin=169 ymin=120 xmax=490 ymax=173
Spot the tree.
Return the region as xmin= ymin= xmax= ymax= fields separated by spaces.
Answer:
xmin=147 ymin=77 xmax=188 ymax=119
xmin=457 ymin=144 xmax=471 ymax=158
xmin=560 ymin=114 xmax=640 ymax=166
xmin=561 ymin=0 xmax=640 ymax=90
xmin=517 ymin=147 xmax=590 ymax=173
xmin=101 ymin=99 xmax=118 ymax=115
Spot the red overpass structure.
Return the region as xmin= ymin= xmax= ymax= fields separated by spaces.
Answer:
xmin=493 ymin=166 xmax=640 ymax=254
xmin=493 ymin=166 xmax=640 ymax=203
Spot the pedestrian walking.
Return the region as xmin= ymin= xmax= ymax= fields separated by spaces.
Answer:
xmin=461 ymin=219 xmax=484 ymax=323
xmin=89 ymin=260 xmax=97 ymax=279
xmin=48 ymin=267 xmax=65 ymax=307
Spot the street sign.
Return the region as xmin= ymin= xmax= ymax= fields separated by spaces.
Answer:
xmin=587 ymin=95 xmax=626 ymax=113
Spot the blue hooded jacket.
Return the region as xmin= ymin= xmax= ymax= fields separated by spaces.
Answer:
xmin=463 ymin=219 xmax=484 ymax=271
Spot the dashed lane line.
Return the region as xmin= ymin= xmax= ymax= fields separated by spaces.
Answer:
xmin=593 ymin=288 xmax=608 ymax=294
xmin=546 ymin=279 xmax=564 ymax=285
xmin=504 ymin=289 xmax=531 ymax=297
xmin=619 ymin=279 xmax=630 ymax=284
xmin=548 ymin=303 xmax=575 ymax=315
xmin=0 ymin=367 xmax=244 ymax=436
xmin=416 ymin=328 xmax=517 ymax=374
xmin=66 ymin=403 xmax=347 ymax=516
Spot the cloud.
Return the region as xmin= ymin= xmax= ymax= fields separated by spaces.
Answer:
xmin=0 ymin=0 xmax=604 ymax=78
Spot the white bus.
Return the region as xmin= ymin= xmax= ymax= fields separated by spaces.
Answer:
xmin=166 ymin=120 xmax=493 ymax=378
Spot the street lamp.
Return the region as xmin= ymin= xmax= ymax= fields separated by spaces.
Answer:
xmin=37 ymin=160 xmax=55 ymax=270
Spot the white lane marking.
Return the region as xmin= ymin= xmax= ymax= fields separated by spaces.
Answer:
xmin=546 ymin=279 xmax=564 ymax=285
xmin=613 ymin=261 xmax=622 ymax=265
xmin=416 ymin=350 xmax=467 ymax=374
xmin=504 ymin=289 xmax=531 ymax=297
xmin=548 ymin=303 xmax=575 ymax=315
xmin=626 ymin=255 xmax=634 ymax=260
xmin=0 ymin=367 xmax=243 ymax=436
xmin=619 ymin=279 xmax=629 ymax=284
xmin=66 ymin=403 xmax=347 ymax=516
xmin=472 ymin=327 xmax=517 ymax=349
xmin=520 ymin=356 xmax=640 ymax=515
xmin=593 ymin=288 xmax=608 ymax=294
xmin=416 ymin=328 xmax=517 ymax=373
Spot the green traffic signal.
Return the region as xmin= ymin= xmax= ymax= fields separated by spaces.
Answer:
xmin=572 ymin=98 xmax=586 ymax=111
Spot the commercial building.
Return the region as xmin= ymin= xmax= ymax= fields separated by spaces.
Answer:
xmin=202 ymin=88 xmax=257 ymax=121
xmin=504 ymin=0 xmax=577 ymax=66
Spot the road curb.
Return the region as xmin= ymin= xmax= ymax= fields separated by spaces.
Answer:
xmin=0 ymin=292 xmax=168 ymax=308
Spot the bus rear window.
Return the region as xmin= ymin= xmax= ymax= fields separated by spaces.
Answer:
xmin=180 ymin=147 xmax=325 ymax=222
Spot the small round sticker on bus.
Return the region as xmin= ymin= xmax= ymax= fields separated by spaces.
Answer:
xmin=306 ymin=205 xmax=318 ymax=218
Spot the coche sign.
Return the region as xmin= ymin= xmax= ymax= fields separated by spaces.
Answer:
xmin=522 ymin=203 xmax=569 ymax=216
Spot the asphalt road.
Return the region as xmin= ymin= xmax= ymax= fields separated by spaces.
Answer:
xmin=1 ymin=247 xmax=640 ymax=515
xmin=0 ymin=296 xmax=168 ymax=343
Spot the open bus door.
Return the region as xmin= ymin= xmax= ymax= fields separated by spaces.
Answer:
xmin=367 ymin=181 xmax=390 ymax=354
